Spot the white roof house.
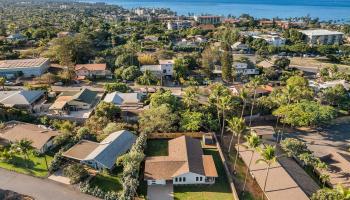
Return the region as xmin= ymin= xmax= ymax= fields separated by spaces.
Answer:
xmin=63 ymin=130 xmax=137 ymax=170
xmin=0 ymin=58 xmax=50 ymax=78
xmin=104 ymin=92 xmax=142 ymax=105
xmin=141 ymin=59 xmax=174 ymax=76
xmin=0 ymin=90 xmax=45 ymax=111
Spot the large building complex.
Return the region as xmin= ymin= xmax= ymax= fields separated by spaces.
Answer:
xmin=0 ymin=58 xmax=50 ymax=78
xmin=194 ymin=15 xmax=221 ymax=24
xmin=299 ymin=29 xmax=344 ymax=45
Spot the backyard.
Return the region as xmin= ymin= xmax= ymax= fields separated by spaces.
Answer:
xmin=0 ymin=153 xmax=52 ymax=177
xmin=145 ymin=139 xmax=233 ymax=200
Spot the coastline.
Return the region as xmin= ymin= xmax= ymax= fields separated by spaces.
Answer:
xmin=78 ymin=0 xmax=350 ymax=22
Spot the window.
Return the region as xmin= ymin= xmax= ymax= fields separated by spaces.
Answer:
xmin=175 ymin=178 xmax=178 ymax=182
xmin=196 ymin=177 xmax=199 ymax=181
xmin=183 ymin=177 xmax=186 ymax=182
xmin=179 ymin=177 xmax=182 ymax=182
xmin=200 ymin=177 xmax=203 ymax=181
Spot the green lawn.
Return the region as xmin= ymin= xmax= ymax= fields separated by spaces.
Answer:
xmin=0 ymin=154 xmax=52 ymax=177
xmin=145 ymin=139 xmax=168 ymax=156
xmin=90 ymin=166 xmax=123 ymax=192
xmin=174 ymin=149 xmax=233 ymax=200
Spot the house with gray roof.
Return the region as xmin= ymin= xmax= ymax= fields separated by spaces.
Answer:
xmin=0 ymin=90 xmax=45 ymax=112
xmin=63 ymin=130 xmax=137 ymax=170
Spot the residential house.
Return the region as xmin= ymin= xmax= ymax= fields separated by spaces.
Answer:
xmin=75 ymin=63 xmax=111 ymax=79
xmin=167 ymin=20 xmax=192 ymax=30
xmin=234 ymin=62 xmax=259 ymax=75
xmin=0 ymin=121 xmax=60 ymax=153
xmin=57 ymin=31 xmax=73 ymax=38
xmin=253 ymin=34 xmax=286 ymax=47
xmin=238 ymin=144 xmax=309 ymax=200
xmin=49 ymin=88 xmax=98 ymax=115
xmin=103 ymin=92 xmax=144 ymax=121
xmin=231 ymin=42 xmax=250 ymax=53
xmin=6 ymin=33 xmax=27 ymax=42
xmin=309 ymin=80 xmax=350 ymax=92
xmin=230 ymin=84 xmax=273 ymax=97
xmin=251 ymin=126 xmax=275 ymax=141
xmin=63 ymin=130 xmax=137 ymax=170
xmin=0 ymin=58 xmax=50 ymax=78
xmin=194 ymin=15 xmax=221 ymax=24
xmin=144 ymin=136 xmax=218 ymax=185
xmin=0 ymin=90 xmax=45 ymax=112
xmin=141 ymin=60 xmax=174 ymax=77
xmin=299 ymin=29 xmax=344 ymax=45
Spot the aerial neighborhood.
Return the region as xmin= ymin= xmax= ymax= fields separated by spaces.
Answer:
xmin=1 ymin=1 xmax=350 ymax=200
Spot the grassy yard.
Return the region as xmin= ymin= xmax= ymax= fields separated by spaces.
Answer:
xmin=174 ymin=149 xmax=233 ymax=200
xmin=145 ymin=139 xmax=168 ymax=156
xmin=90 ymin=166 xmax=123 ymax=192
xmin=0 ymin=154 xmax=52 ymax=177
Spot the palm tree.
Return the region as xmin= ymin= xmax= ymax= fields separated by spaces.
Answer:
xmin=182 ymin=86 xmax=199 ymax=109
xmin=227 ymin=117 xmax=247 ymax=172
xmin=242 ymin=132 xmax=261 ymax=193
xmin=11 ymin=139 xmax=34 ymax=168
xmin=337 ymin=184 xmax=350 ymax=199
xmin=239 ymin=87 xmax=250 ymax=119
xmin=0 ymin=77 xmax=5 ymax=90
xmin=209 ymin=83 xmax=230 ymax=133
xmin=247 ymin=76 xmax=266 ymax=126
xmin=319 ymin=174 xmax=330 ymax=188
xmin=256 ymin=145 xmax=277 ymax=200
xmin=219 ymin=95 xmax=234 ymax=140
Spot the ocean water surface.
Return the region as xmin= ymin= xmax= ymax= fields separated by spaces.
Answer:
xmin=80 ymin=0 xmax=350 ymax=21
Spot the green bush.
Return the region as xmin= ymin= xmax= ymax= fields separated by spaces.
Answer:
xmin=63 ymin=163 xmax=89 ymax=184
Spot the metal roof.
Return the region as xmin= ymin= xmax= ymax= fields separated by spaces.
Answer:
xmin=0 ymin=58 xmax=49 ymax=69
xmin=84 ymin=130 xmax=137 ymax=169
xmin=0 ymin=90 xmax=44 ymax=106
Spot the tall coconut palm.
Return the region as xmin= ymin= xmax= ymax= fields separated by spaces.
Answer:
xmin=11 ymin=139 xmax=34 ymax=168
xmin=277 ymin=85 xmax=298 ymax=142
xmin=227 ymin=117 xmax=247 ymax=172
xmin=239 ymin=87 xmax=250 ymax=119
xmin=256 ymin=145 xmax=277 ymax=200
xmin=242 ymin=132 xmax=261 ymax=193
xmin=248 ymin=76 xmax=266 ymax=126
xmin=209 ymin=83 xmax=230 ymax=133
xmin=182 ymin=86 xmax=199 ymax=109
xmin=219 ymin=95 xmax=234 ymax=141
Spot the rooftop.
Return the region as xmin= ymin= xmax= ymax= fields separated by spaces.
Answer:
xmin=103 ymin=92 xmax=142 ymax=105
xmin=0 ymin=121 xmax=60 ymax=151
xmin=63 ymin=130 xmax=137 ymax=169
xmin=0 ymin=58 xmax=49 ymax=69
xmin=0 ymin=90 xmax=44 ymax=107
xmin=238 ymin=145 xmax=309 ymax=200
xmin=75 ymin=63 xmax=107 ymax=71
xmin=299 ymin=29 xmax=344 ymax=36
xmin=144 ymin=136 xmax=218 ymax=180
xmin=251 ymin=126 xmax=275 ymax=136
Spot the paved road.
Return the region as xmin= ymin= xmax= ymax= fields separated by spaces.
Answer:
xmin=0 ymin=168 xmax=99 ymax=200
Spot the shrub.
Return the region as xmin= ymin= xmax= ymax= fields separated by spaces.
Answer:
xmin=63 ymin=163 xmax=89 ymax=184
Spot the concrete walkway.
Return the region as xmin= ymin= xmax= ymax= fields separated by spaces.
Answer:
xmin=147 ymin=184 xmax=174 ymax=200
xmin=0 ymin=168 xmax=98 ymax=200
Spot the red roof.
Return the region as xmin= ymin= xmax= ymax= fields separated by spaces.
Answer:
xmin=75 ymin=63 xmax=107 ymax=71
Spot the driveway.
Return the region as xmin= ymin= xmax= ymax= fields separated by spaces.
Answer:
xmin=147 ymin=184 xmax=174 ymax=200
xmin=0 ymin=168 xmax=98 ymax=200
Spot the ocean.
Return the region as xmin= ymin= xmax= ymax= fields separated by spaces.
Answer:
xmin=79 ymin=0 xmax=350 ymax=22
